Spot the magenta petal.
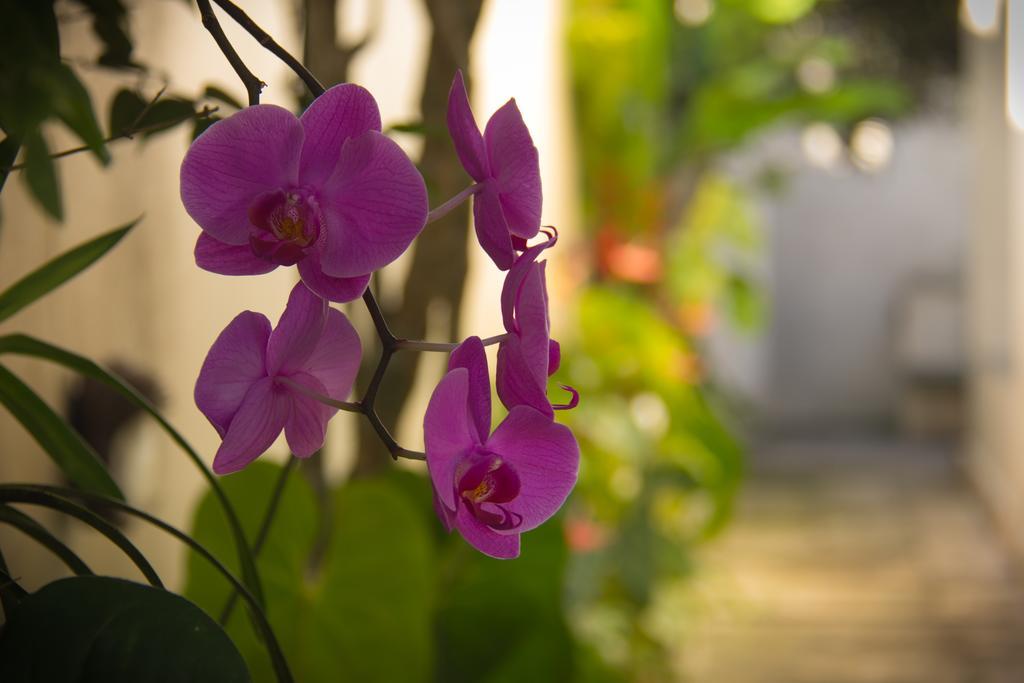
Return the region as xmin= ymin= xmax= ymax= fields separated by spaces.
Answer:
xmin=282 ymin=373 xmax=333 ymax=457
xmin=181 ymin=105 xmax=303 ymax=246
xmin=298 ymin=83 xmax=382 ymax=188
xmin=473 ymin=185 xmax=515 ymax=271
xmin=195 ymin=233 xmax=277 ymax=276
xmin=266 ymin=282 xmax=327 ymax=376
xmin=484 ymin=99 xmax=541 ymax=239
xmin=448 ymin=336 xmax=491 ymax=443
xmin=424 ymin=368 xmax=478 ymax=511
xmin=297 ymin=253 xmax=370 ymax=303
xmin=517 ymin=262 xmax=552 ymax=379
xmin=446 ymin=70 xmax=489 ymax=181
xmin=548 ymin=339 xmax=561 ymax=376
xmin=500 ymin=237 xmax=551 ymax=331
xmin=454 ymin=504 xmax=520 ymax=559
xmin=302 ymin=308 xmax=361 ymax=401
xmin=212 ymin=377 xmax=289 ymax=475
xmin=319 ymin=131 xmax=428 ymax=277
xmin=496 ymin=336 xmax=552 ymax=417
xmin=486 ymin=406 xmax=578 ymax=531
xmin=195 ymin=311 xmax=272 ymax=437
xmin=432 ymin=490 xmax=456 ymax=532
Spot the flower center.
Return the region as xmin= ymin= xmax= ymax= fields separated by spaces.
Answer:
xmin=248 ymin=189 xmax=323 ymax=266
xmin=455 ymin=450 xmax=522 ymax=531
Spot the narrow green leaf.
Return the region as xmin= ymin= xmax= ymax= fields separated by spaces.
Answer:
xmin=0 ymin=504 xmax=92 ymax=575
xmin=203 ymin=85 xmax=243 ymax=110
xmin=21 ymin=131 xmax=61 ymax=221
xmin=0 ymin=576 xmax=250 ymax=682
xmin=0 ymin=135 xmax=21 ymax=194
xmin=75 ymin=0 xmax=135 ymax=68
xmin=0 ymin=364 xmax=123 ymax=500
xmin=48 ymin=64 xmax=110 ymax=165
xmin=138 ymin=98 xmax=197 ymax=138
xmin=108 ymin=89 xmax=147 ymax=136
xmin=0 ymin=220 xmax=136 ymax=323
xmin=0 ymin=334 xmax=265 ymax=611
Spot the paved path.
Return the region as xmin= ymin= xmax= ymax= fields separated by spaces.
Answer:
xmin=678 ymin=440 xmax=1024 ymax=683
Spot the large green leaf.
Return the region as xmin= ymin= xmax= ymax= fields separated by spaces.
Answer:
xmin=0 ymin=364 xmax=122 ymax=500
xmin=0 ymin=576 xmax=249 ymax=682
xmin=184 ymin=465 xmax=436 ymax=683
xmin=0 ymin=220 xmax=135 ymax=323
xmin=435 ymin=521 xmax=574 ymax=683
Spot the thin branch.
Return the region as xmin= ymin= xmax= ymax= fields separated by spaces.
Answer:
xmin=196 ymin=0 xmax=264 ymax=105
xmin=211 ymin=0 xmax=324 ymax=96
xmin=394 ymin=332 xmax=508 ymax=352
xmin=6 ymin=106 xmax=219 ymax=172
xmin=426 ymin=183 xmax=481 ymax=224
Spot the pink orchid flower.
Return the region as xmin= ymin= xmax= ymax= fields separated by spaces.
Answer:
xmin=196 ymin=281 xmax=360 ymax=475
xmin=424 ymin=336 xmax=579 ymax=559
xmin=496 ymin=233 xmax=579 ymax=416
xmin=181 ymin=84 xmax=428 ymax=303
xmin=446 ymin=70 xmax=542 ymax=271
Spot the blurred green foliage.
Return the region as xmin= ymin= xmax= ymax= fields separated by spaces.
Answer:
xmin=563 ymin=0 xmax=911 ymax=678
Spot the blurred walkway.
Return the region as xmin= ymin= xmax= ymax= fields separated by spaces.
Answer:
xmin=680 ymin=440 xmax=1024 ymax=683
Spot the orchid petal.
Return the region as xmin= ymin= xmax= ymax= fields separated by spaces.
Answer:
xmin=298 ymin=83 xmax=382 ymax=188
xmin=297 ymin=252 xmax=370 ymax=303
xmin=548 ymin=339 xmax=561 ymax=376
xmin=181 ymin=105 xmax=302 ymax=246
xmin=448 ymin=336 xmax=491 ymax=443
xmin=446 ymin=70 xmax=488 ymax=181
xmin=432 ymin=490 xmax=456 ymax=532
xmin=486 ymin=406 xmax=579 ymax=532
xmin=484 ymin=99 xmax=541 ymax=239
xmin=473 ymin=184 xmax=515 ymax=271
xmin=500 ymin=234 xmax=554 ymax=332
xmin=212 ymin=377 xmax=289 ymax=475
xmin=424 ymin=368 xmax=478 ymax=511
xmin=303 ymin=308 xmax=361 ymax=401
xmin=283 ymin=372 xmax=333 ymax=458
xmin=552 ymin=384 xmax=580 ymax=411
xmin=454 ymin=504 xmax=520 ymax=559
xmin=319 ymin=131 xmax=428 ymax=277
xmin=496 ymin=336 xmax=552 ymax=417
xmin=195 ymin=311 xmax=272 ymax=437
xmin=194 ymin=233 xmax=277 ymax=276
xmin=517 ymin=261 xmax=552 ymax=382
xmin=266 ymin=282 xmax=327 ymax=376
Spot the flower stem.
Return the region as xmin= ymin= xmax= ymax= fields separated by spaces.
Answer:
xmin=217 ymin=456 xmax=297 ymax=625
xmin=426 ymin=183 xmax=481 ymax=224
xmin=394 ymin=332 xmax=509 ymax=352
xmin=275 ymin=376 xmax=362 ymax=413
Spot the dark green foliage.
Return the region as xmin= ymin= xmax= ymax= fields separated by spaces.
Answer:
xmin=0 ymin=576 xmax=249 ymax=682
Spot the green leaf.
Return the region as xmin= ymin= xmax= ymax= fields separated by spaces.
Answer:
xmin=204 ymin=85 xmax=243 ymax=110
xmin=138 ymin=98 xmax=198 ymax=138
xmin=0 ymin=364 xmax=123 ymax=500
xmin=0 ymin=503 xmax=92 ymax=575
xmin=184 ymin=466 xmax=436 ymax=683
xmin=108 ymin=88 xmax=148 ymax=136
xmin=75 ymin=0 xmax=135 ymax=68
xmin=47 ymin=64 xmax=110 ymax=164
xmin=436 ymin=521 xmax=574 ymax=683
xmin=0 ymin=134 xmax=21 ymax=195
xmin=21 ymin=131 xmax=61 ymax=221
xmin=0 ymin=334 xmax=266 ymax=612
xmin=0 ymin=221 xmax=135 ymax=323
xmin=0 ymin=576 xmax=249 ymax=682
